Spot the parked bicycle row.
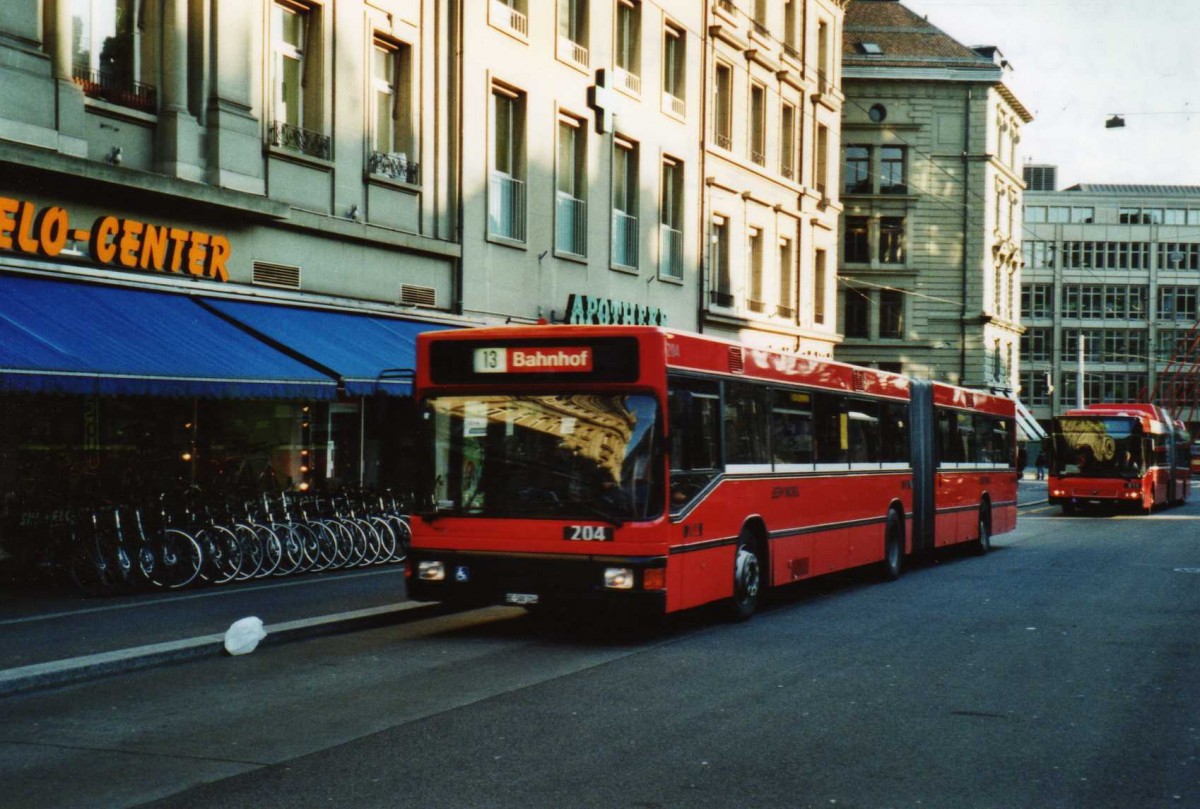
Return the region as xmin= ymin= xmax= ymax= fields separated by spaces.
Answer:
xmin=6 ymin=490 xmax=411 ymax=595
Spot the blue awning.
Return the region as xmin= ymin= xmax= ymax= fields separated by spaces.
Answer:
xmin=0 ymin=274 xmax=338 ymax=399
xmin=200 ymin=297 xmax=447 ymax=395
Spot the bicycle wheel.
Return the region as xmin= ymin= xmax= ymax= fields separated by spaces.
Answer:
xmin=67 ymin=541 xmax=116 ymax=596
xmin=387 ymin=517 xmax=411 ymax=563
xmin=339 ymin=518 xmax=369 ymax=567
xmin=368 ymin=517 xmax=397 ymax=564
xmin=200 ymin=525 xmax=243 ymax=585
xmin=232 ymin=523 xmax=264 ymax=581
xmin=323 ymin=519 xmax=355 ymax=569
xmin=252 ymin=524 xmax=283 ymax=578
xmin=131 ymin=540 xmax=157 ymax=587
xmin=272 ymin=524 xmax=306 ymax=576
xmin=305 ymin=521 xmax=340 ymax=572
xmin=153 ymin=529 xmax=203 ymax=589
xmin=290 ymin=522 xmax=321 ymax=574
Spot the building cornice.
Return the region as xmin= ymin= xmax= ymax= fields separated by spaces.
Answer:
xmin=843 ymin=64 xmax=1001 ymax=83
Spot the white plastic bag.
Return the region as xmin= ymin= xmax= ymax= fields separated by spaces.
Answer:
xmin=224 ymin=616 xmax=267 ymax=656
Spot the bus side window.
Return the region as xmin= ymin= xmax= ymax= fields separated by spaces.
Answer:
xmin=846 ymin=399 xmax=882 ymax=463
xmin=935 ymin=406 xmax=962 ymax=466
xmin=724 ymin=381 xmax=769 ymax=465
xmin=813 ymin=391 xmax=846 ymax=465
xmin=668 ymin=379 xmax=721 ymax=510
xmin=770 ymin=389 xmax=813 ymax=466
xmin=881 ymin=402 xmax=909 ymax=463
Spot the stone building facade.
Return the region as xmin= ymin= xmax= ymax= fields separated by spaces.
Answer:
xmin=836 ymin=0 xmax=1031 ymax=394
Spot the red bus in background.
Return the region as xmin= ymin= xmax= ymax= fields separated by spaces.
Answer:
xmin=407 ymin=325 xmax=1018 ymax=620
xmin=1047 ymin=403 xmax=1191 ymax=514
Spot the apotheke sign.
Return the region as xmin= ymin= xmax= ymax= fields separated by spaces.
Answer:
xmin=0 ymin=195 xmax=231 ymax=281
xmin=565 ymin=293 xmax=667 ymax=326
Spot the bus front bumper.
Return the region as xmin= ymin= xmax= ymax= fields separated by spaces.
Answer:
xmin=406 ymin=550 xmax=668 ymax=613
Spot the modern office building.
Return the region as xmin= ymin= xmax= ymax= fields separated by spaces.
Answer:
xmin=836 ymin=0 xmax=1032 ymax=398
xmin=1021 ymin=183 xmax=1200 ymax=430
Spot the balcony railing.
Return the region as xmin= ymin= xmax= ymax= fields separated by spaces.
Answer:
xmin=489 ymin=172 xmax=526 ymax=242
xmin=268 ymin=120 xmax=331 ymax=160
xmin=660 ymin=224 xmax=683 ymax=279
xmin=72 ymin=65 xmax=157 ymax=113
xmin=490 ymin=0 xmax=528 ymax=36
xmin=612 ymin=210 xmax=639 ymax=268
xmin=751 ymin=149 xmax=766 ymax=166
xmin=368 ymin=151 xmax=420 ymax=184
xmin=555 ymin=192 xmax=587 ymax=256
xmin=614 ymin=66 xmax=641 ymax=95
xmin=663 ymin=91 xmax=685 ymax=117
xmin=560 ymin=36 xmax=590 ymax=68
xmin=715 ymin=132 xmax=732 ymax=150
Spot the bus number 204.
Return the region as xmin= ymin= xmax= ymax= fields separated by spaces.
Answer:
xmin=563 ymin=525 xmax=614 ymax=541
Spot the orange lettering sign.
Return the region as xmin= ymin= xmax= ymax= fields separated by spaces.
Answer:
xmin=0 ymin=195 xmax=231 ymax=282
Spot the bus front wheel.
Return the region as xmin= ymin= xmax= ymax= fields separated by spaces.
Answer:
xmin=728 ymin=530 xmax=762 ymax=621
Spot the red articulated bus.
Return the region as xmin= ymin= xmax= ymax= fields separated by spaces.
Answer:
xmin=1047 ymin=403 xmax=1191 ymax=515
xmin=407 ymin=325 xmax=1018 ymax=620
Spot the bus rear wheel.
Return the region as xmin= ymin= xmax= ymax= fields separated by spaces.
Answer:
xmin=728 ymin=530 xmax=762 ymax=621
xmin=973 ymin=506 xmax=992 ymax=556
xmin=878 ymin=509 xmax=904 ymax=581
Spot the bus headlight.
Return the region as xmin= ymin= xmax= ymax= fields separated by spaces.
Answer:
xmin=418 ymin=560 xmax=446 ymax=581
xmin=603 ymin=567 xmax=635 ymax=590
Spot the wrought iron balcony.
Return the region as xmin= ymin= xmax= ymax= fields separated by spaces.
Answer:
xmin=268 ymin=120 xmax=331 ymax=160
xmin=72 ymin=65 xmax=157 ymax=113
xmin=368 ymin=151 xmax=420 ymax=184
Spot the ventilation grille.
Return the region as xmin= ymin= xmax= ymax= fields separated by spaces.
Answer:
xmin=728 ymin=346 xmax=744 ymax=374
xmin=252 ymin=261 xmax=301 ymax=289
xmin=401 ymin=284 xmax=437 ymax=308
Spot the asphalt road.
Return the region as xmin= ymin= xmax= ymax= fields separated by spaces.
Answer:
xmin=2 ymin=496 xmax=1199 ymax=809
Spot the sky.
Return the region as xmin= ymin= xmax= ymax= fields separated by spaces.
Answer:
xmin=898 ymin=1 xmax=1200 ymax=189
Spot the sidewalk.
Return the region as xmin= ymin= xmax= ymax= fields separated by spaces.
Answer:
xmin=0 ymin=565 xmax=422 ymax=697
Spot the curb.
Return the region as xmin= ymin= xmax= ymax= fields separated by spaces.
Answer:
xmin=0 ymin=601 xmax=432 ymax=698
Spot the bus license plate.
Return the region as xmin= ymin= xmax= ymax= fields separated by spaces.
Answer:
xmin=505 ymin=593 xmax=539 ymax=605
xmin=563 ymin=525 xmax=614 ymax=541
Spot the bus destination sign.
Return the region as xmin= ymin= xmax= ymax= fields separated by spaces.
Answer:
xmin=474 ymin=346 xmax=594 ymax=374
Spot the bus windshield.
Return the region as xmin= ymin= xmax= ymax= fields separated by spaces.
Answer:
xmin=1049 ymin=416 xmax=1143 ymax=478
xmin=422 ymin=393 xmax=663 ymax=523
